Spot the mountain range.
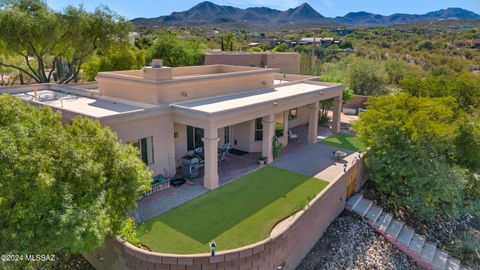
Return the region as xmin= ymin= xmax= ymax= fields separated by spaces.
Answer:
xmin=131 ymin=1 xmax=480 ymax=29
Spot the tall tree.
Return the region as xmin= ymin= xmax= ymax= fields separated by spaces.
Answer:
xmin=353 ymin=94 xmax=478 ymax=219
xmin=150 ymin=31 xmax=205 ymax=67
xmin=0 ymin=95 xmax=151 ymax=262
xmin=0 ymin=0 xmax=131 ymax=83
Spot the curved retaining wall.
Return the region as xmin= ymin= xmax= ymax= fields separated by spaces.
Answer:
xmin=84 ymin=158 xmax=365 ymax=270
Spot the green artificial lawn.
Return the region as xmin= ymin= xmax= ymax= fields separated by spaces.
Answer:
xmin=321 ymin=133 xmax=366 ymax=152
xmin=137 ymin=166 xmax=328 ymax=254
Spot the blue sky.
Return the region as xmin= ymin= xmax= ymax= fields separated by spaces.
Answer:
xmin=46 ymin=0 xmax=480 ymax=19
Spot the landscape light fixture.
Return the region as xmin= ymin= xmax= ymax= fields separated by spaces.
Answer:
xmin=210 ymin=241 xmax=216 ymax=257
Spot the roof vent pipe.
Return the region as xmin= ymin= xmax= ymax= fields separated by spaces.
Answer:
xmin=151 ymin=59 xmax=163 ymax=68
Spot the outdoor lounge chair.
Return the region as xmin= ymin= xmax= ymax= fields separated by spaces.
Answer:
xmin=288 ymin=130 xmax=298 ymax=141
xmin=218 ymin=144 xmax=230 ymax=161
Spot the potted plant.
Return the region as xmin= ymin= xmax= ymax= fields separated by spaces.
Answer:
xmin=258 ymin=156 xmax=267 ymax=165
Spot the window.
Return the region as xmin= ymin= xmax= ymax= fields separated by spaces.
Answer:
xmin=254 ymin=118 xmax=263 ymax=141
xmin=187 ymin=126 xmax=204 ymax=150
xmin=132 ymin=136 xmax=154 ymax=165
xmin=288 ymin=108 xmax=298 ymax=120
xmin=224 ymin=126 xmax=230 ymax=144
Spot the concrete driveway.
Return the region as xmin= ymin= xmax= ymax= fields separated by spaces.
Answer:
xmin=271 ymin=143 xmax=354 ymax=177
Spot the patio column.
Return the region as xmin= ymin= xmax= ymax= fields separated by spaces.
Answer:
xmin=262 ymin=113 xmax=275 ymax=163
xmin=332 ymin=95 xmax=342 ymax=134
xmin=283 ymin=111 xmax=289 ymax=146
xmin=202 ymin=127 xmax=219 ymax=190
xmin=307 ymin=102 xmax=320 ymax=144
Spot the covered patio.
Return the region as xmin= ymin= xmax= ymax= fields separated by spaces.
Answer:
xmin=171 ymin=81 xmax=344 ymax=190
xmin=134 ymin=123 xmax=347 ymax=222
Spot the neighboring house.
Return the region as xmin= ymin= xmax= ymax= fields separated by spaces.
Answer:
xmin=455 ymin=39 xmax=480 ymax=49
xmin=204 ymin=51 xmax=301 ymax=74
xmin=297 ymin=37 xmax=338 ymax=46
xmin=0 ymin=62 xmax=343 ymax=190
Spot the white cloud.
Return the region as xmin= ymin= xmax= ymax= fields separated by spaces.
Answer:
xmin=218 ymin=0 xmax=304 ymax=10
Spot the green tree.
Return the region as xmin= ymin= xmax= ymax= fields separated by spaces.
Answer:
xmin=384 ymin=59 xmax=406 ymax=85
xmin=247 ymin=47 xmax=263 ymax=52
xmin=353 ymin=94 xmax=477 ymax=220
xmin=222 ymin=32 xmax=235 ymax=51
xmin=150 ymin=31 xmax=205 ymax=67
xmin=272 ymin=44 xmax=289 ymax=52
xmin=347 ymin=58 xmax=388 ymax=95
xmin=400 ymin=73 xmax=480 ymax=112
xmin=83 ymin=46 xmax=146 ymax=81
xmin=0 ymin=95 xmax=151 ymax=261
xmin=0 ymin=0 xmax=131 ymax=83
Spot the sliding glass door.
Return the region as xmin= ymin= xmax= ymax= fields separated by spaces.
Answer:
xmin=187 ymin=126 xmax=204 ymax=150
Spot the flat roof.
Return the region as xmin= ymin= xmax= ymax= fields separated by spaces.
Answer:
xmin=171 ymin=82 xmax=339 ymax=115
xmin=206 ymin=51 xmax=299 ymax=56
xmin=14 ymin=90 xmax=147 ymax=118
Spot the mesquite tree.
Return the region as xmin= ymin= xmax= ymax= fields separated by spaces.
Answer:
xmin=0 ymin=0 xmax=131 ymax=83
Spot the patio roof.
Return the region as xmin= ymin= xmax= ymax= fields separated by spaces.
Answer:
xmin=170 ymin=82 xmax=342 ymax=116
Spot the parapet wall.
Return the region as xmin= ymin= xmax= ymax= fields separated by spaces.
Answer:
xmin=84 ymin=157 xmax=366 ymax=270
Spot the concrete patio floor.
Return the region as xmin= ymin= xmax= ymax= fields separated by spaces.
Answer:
xmin=134 ymin=119 xmax=356 ymax=223
xmin=271 ymin=143 xmax=354 ymax=177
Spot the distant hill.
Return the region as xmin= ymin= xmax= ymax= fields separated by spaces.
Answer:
xmin=131 ymin=2 xmax=480 ymax=29
xmin=335 ymin=8 xmax=480 ymax=26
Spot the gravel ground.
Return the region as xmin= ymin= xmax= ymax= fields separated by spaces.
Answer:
xmin=297 ymin=211 xmax=422 ymax=270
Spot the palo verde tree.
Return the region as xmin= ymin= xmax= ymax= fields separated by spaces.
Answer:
xmin=0 ymin=95 xmax=151 ymax=263
xmin=0 ymin=0 xmax=131 ymax=84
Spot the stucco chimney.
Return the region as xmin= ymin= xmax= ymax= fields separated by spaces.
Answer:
xmin=143 ymin=59 xmax=172 ymax=81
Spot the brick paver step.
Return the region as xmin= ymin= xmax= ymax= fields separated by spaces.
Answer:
xmin=373 ymin=212 xmax=393 ymax=234
xmin=345 ymin=194 xmax=469 ymax=270
xmin=396 ymin=226 xmax=415 ymax=251
xmin=432 ymin=249 xmax=448 ymax=270
xmin=419 ymin=241 xmax=437 ymax=265
xmin=445 ymin=257 xmax=460 ymax=270
xmin=407 ymin=233 xmax=426 ymax=258
xmin=385 ymin=220 xmax=403 ymax=242
xmin=345 ymin=193 xmax=363 ymax=211
xmin=364 ymin=205 xmax=383 ymax=225
xmin=352 ymin=198 xmax=373 ymax=217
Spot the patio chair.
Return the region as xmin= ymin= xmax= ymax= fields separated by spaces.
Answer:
xmin=288 ymin=130 xmax=298 ymax=141
xmin=218 ymin=144 xmax=230 ymax=161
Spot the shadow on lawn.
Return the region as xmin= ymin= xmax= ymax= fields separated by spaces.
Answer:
xmin=138 ymin=166 xmax=313 ymax=245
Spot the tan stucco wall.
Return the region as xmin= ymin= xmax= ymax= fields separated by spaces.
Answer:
xmin=265 ymin=54 xmax=300 ymax=74
xmin=231 ymin=120 xmax=252 ymax=152
xmin=288 ymin=105 xmax=309 ymax=128
xmin=155 ymin=73 xmax=275 ymax=103
xmin=205 ymin=53 xmax=300 ymax=74
xmin=110 ymin=115 xmax=176 ymax=177
xmin=97 ymin=67 xmax=276 ymax=104
xmin=97 ymin=78 xmax=159 ymax=104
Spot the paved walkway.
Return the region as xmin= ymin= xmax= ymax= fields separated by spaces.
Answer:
xmin=271 ymin=143 xmax=353 ymax=178
xmin=133 ymin=184 xmax=208 ymax=222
